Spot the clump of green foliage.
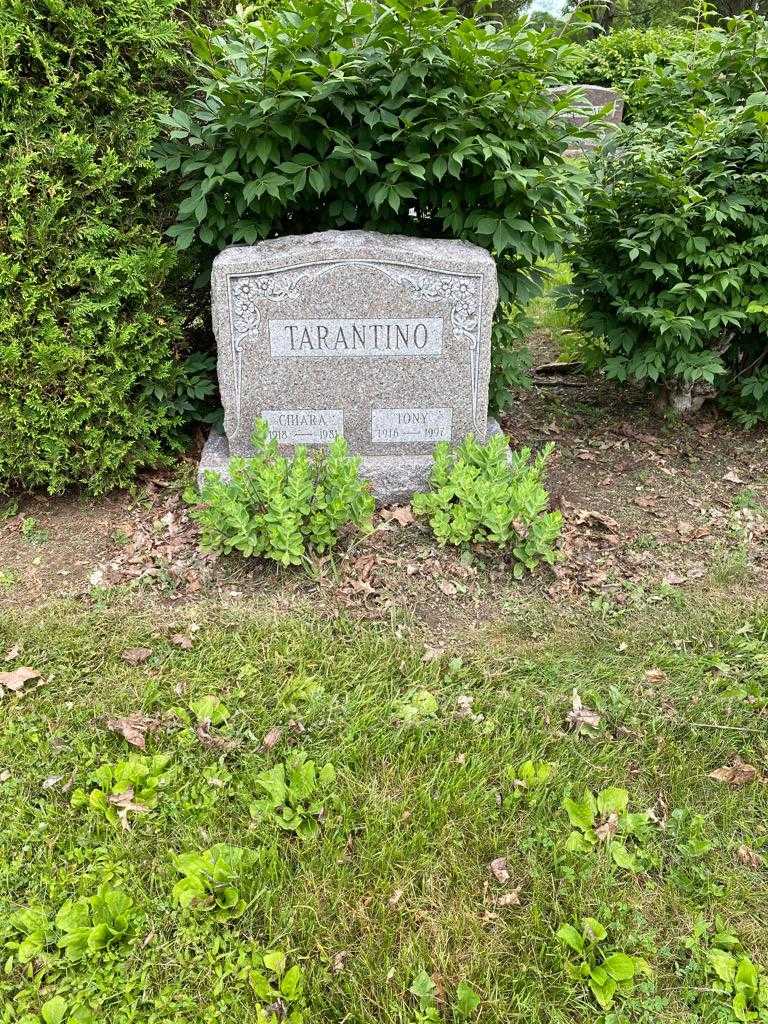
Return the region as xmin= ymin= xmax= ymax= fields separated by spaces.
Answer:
xmin=686 ymin=919 xmax=768 ymax=1021
xmin=251 ymin=753 xmax=337 ymax=837
xmin=193 ymin=420 xmax=374 ymax=566
xmin=249 ymin=950 xmax=307 ymax=1023
xmin=55 ymin=886 xmax=138 ymax=962
xmin=172 ymin=844 xmax=253 ymax=921
xmin=570 ymin=13 xmax=768 ymax=424
xmin=71 ymin=753 xmax=173 ymax=829
xmin=564 ymin=26 xmax=696 ymax=105
xmin=408 ymin=970 xmax=480 ymax=1023
xmin=564 ymin=786 xmax=653 ymax=872
xmin=411 ymin=434 xmax=562 ymax=575
xmin=155 ymin=0 xmax=585 ymax=410
xmin=0 ymin=0 xmax=222 ymax=494
xmin=556 ymin=916 xmax=651 ymax=1011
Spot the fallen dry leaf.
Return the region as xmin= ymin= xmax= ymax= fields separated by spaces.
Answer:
xmin=736 ymin=845 xmax=763 ymax=869
xmin=497 ymin=888 xmax=522 ymax=907
xmin=456 ymin=695 xmax=484 ymax=723
xmin=106 ymin=712 xmax=163 ymax=750
xmin=0 ymin=666 xmax=40 ymax=693
xmin=120 ymin=647 xmax=152 ymax=666
xmin=489 ymin=857 xmax=510 ymax=884
xmin=196 ymin=721 xmax=238 ymax=752
xmin=108 ymin=788 xmax=150 ymax=830
xmin=170 ymin=634 xmax=193 ymax=650
xmin=722 ymin=469 xmax=745 ymax=485
xmin=708 ymin=758 xmax=761 ymax=787
xmin=422 ymin=644 xmax=446 ymax=663
xmin=595 ymin=812 xmax=619 ymax=842
xmin=330 ymin=951 xmax=350 ymax=974
xmin=644 ymin=668 xmax=667 ymax=685
xmin=262 ymin=726 xmax=284 ymax=751
xmin=0 ymin=769 xmax=10 ymax=783
xmin=566 ymin=689 xmax=601 ymax=735
xmin=3 ymin=643 xmax=20 ymax=662
xmin=380 ymin=505 xmax=416 ymax=528
xmin=42 ymin=774 xmax=65 ymax=790
xmin=438 ymin=580 xmax=458 ymax=596
xmin=388 ymin=888 xmax=404 ymax=907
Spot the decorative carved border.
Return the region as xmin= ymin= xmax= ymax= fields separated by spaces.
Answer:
xmin=225 ymin=258 xmax=484 ymax=439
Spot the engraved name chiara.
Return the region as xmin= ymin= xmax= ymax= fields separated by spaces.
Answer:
xmin=269 ymin=318 xmax=443 ymax=357
xmin=262 ymin=409 xmax=344 ymax=444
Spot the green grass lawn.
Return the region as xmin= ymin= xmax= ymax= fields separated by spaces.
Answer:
xmin=2 ymin=597 xmax=767 ymax=1023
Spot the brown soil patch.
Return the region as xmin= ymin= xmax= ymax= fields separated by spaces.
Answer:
xmin=2 ymin=374 xmax=767 ymax=636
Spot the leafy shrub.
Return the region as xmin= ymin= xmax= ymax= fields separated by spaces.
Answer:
xmin=251 ymin=752 xmax=337 ymax=837
xmin=627 ymin=13 xmax=768 ymax=127
xmin=171 ymin=844 xmax=253 ymax=920
xmin=155 ymin=0 xmax=585 ymax=409
xmin=411 ymin=433 xmax=562 ymax=575
xmin=0 ymin=0 xmax=222 ymax=495
xmin=556 ymin=917 xmax=651 ymax=1011
xmin=569 ymin=101 xmax=768 ymax=422
xmin=193 ymin=420 xmax=374 ymax=566
xmin=564 ymin=27 xmax=696 ymax=106
xmin=71 ymin=753 xmax=173 ymax=828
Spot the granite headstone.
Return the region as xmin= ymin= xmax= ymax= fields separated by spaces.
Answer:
xmin=199 ymin=230 xmax=499 ymax=503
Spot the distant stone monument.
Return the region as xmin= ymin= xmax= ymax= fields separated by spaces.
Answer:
xmin=549 ymin=84 xmax=625 ymax=155
xmin=199 ymin=230 xmax=499 ymax=503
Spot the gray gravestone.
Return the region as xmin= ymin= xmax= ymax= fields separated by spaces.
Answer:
xmin=549 ymin=84 xmax=625 ymax=155
xmin=198 ymin=230 xmax=499 ymax=504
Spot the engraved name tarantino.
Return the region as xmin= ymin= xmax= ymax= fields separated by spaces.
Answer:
xmin=269 ymin=318 xmax=443 ymax=358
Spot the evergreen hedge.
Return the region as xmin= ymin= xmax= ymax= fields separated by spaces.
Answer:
xmin=0 ymin=0 xmax=217 ymax=494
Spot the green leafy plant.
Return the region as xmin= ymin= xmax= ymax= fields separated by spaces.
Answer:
xmin=250 ymin=752 xmax=336 ymax=837
xmin=556 ymin=916 xmax=650 ymax=1011
xmin=4 ymin=907 xmax=52 ymax=964
xmin=55 ymin=886 xmax=137 ymax=961
xmin=412 ymin=434 xmax=562 ymax=575
xmin=393 ymin=689 xmax=439 ymax=726
xmin=687 ymin=918 xmax=768 ymax=1022
xmin=155 ymin=0 xmax=586 ymax=410
xmin=171 ymin=844 xmax=253 ymax=921
xmin=0 ymin=0 xmax=218 ymax=494
xmin=564 ymin=786 xmax=653 ymax=872
xmin=71 ymin=753 xmax=173 ymax=829
xmin=570 ymin=18 xmax=768 ymax=424
xmin=502 ymin=759 xmax=554 ymax=809
xmin=408 ymin=970 xmax=481 ymax=1022
xmin=248 ymin=950 xmax=307 ymax=1023
xmin=192 ymin=420 xmax=374 ymax=566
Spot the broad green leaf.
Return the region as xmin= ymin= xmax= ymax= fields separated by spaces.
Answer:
xmin=596 ymin=787 xmax=629 ymax=816
xmin=263 ymin=950 xmax=287 ymax=976
xmin=41 ymin=997 xmax=67 ymax=1024
xmin=556 ymin=924 xmax=584 ymax=954
xmin=603 ymin=952 xmax=636 ymax=982
xmin=455 ymin=981 xmax=481 ymax=1018
xmin=564 ymin=792 xmax=596 ymax=832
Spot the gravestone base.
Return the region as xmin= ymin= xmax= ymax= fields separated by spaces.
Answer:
xmin=198 ymin=417 xmax=507 ymax=506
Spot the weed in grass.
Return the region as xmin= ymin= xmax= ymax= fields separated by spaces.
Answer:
xmin=20 ymin=515 xmax=49 ymax=544
xmin=563 ymin=786 xmax=656 ymax=873
xmin=556 ymin=916 xmax=652 ymax=1011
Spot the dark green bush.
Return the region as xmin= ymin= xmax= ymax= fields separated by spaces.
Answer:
xmin=155 ymin=0 xmax=585 ymax=411
xmin=0 ymin=1 xmax=220 ymax=494
xmin=569 ymin=102 xmax=768 ymax=422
